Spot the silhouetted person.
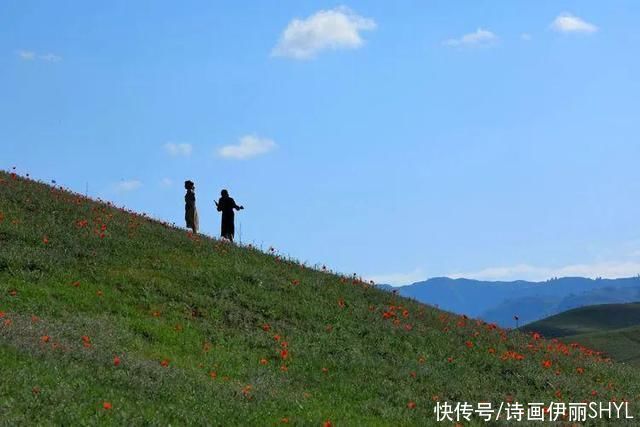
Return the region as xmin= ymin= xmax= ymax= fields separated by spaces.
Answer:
xmin=184 ymin=180 xmax=199 ymax=233
xmin=215 ymin=189 xmax=243 ymax=241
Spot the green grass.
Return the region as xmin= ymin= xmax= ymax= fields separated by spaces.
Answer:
xmin=1 ymin=169 xmax=640 ymax=425
xmin=522 ymin=303 xmax=640 ymax=368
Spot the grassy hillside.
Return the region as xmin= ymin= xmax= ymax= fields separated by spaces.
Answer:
xmin=522 ymin=303 xmax=640 ymax=338
xmin=522 ymin=303 xmax=640 ymax=368
xmin=1 ymin=169 xmax=640 ymax=425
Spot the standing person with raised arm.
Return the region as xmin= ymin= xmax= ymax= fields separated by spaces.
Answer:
xmin=215 ymin=189 xmax=243 ymax=242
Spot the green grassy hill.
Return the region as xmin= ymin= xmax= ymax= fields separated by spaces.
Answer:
xmin=522 ymin=303 xmax=640 ymax=368
xmin=1 ymin=169 xmax=640 ymax=425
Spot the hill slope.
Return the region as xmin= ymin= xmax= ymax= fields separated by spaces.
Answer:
xmin=522 ymin=303 xmax=640 ymax=367
xmin=1 ymin=169 xmax=640 ymax=425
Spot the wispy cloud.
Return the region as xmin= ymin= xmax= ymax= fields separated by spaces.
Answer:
xmin=17 ymin=50 xmax=62 ymax=61
xmin=164 ymin=143 xmax=192 ymax=157
xmin=367 ymin=268 xmax=426 ymax=286
xmin=40 ymin=53 xmax=62 ymax=62
xmin=551 ymin=13 xmax=598 ymax=34
xmin=521 ymin=33 xmax=532 ymax=41
xmin=447 ymin=261 xmax=640 ymax=282
xmin=114 ymin=180 xmax=142 ymax=193
xmin=160 ymin=178 xmax=173 ymax=187
xmin=217 ymin=135 xmax=277 ymax=160
xmin=443 ymin=28 xmax=497 ymax=47
xmin=17 ymin=50 xmax=36 ymax=60
xmin=272 ymin=6 xmax=376 ymax=60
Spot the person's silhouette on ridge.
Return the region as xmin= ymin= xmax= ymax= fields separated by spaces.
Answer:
xmin=184 ymin=180 xmax=199 ymax=234
xmin=215 ymin=189 xmax=243 ymax=241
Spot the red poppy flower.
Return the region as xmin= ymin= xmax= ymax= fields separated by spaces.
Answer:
xmin=113 ymin=356 xmax=121 ymax=367
xmin=280 ymin=349 xmax=289 ymax=360
xmin=262 ymin=323 xmax=271 ymax=332
xmin=41 ymin=336 xmax=50 ymax=343
xmin=321 ymin=367 xmax=328 ymax=374
xmin=103 ymin=402 xmax=112 ymax=410
xmin=42 ymin=236 xmax=49 ymax=244
xmin=407 ymin=401 xmax=416 ymax=409
xmin=280 ymin=365 xmax=288 ymax=372
xmin=576 ymin=367 xmax=584 ymax=374
xmin=542 ymin=360 xmax=553 ymax=369
xmin=323 ymin=421 xmax=332 ymax=427
xmin=160 ymin=359 xmax=170 ymax=367
xmin=209 ymin=371 xmax=217 ymax=379
xmin=273 ymin=334 xmax=281 ymax=341
xmin=260 ymin=358 xmax=268 ymax=365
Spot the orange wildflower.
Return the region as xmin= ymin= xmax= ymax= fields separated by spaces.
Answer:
xmin=407 ymin=401 xmax=416 ymax=409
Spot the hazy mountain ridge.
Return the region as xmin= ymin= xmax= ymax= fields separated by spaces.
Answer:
xmin=379 ymin=276 xmax=640 ymax=327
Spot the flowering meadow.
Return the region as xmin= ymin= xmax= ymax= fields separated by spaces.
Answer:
xmin=1 ymin=169 xmax=639 ymax=425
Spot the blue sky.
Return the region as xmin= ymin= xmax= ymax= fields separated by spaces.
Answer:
xmin=2 ymin=1 xmax=640 ymax=284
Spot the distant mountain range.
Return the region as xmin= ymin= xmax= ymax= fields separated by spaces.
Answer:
xmin=521 ymin=302 xmax=640 ymax=366
xmin=378 ymin=276 xmax=640 ymax=327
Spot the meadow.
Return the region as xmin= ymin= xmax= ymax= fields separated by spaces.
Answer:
xmin=1 ymin=169 xmax=639 ymax=425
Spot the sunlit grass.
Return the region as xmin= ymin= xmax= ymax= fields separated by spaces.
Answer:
xmin=1 ymin=169 xmax=639 ymax=425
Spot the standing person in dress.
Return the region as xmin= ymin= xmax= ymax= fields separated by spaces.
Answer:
xmin=184 ymin=180 xmax=199 ymax=234
xmin=215 ymin=189 xmax=243 ymax=241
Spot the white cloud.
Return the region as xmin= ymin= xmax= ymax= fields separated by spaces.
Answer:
xmin=521 ymin=33 xmax=532 ymax=41
xmin=448 ymin=261 xmax=640 ymax=282
xmin=160 ymin=178 xmax=173 ymax=187
xmin=17 ymin=50 xmax=36 ymax=60
xmin=115 ymin=180 xmax=142 ymax=193
xmin=164 ymin=143 xmax=193 ymax=157
xmin=444 ymin=28 xmax=497 ymax=47
xmin=551 ymin=13 xmax=598 ymax=34
xmin=367 ymin=268 xmax=426 ymax=287
xmin=17 ymin=50 xmax=62 ymax=61
xmin=40 ymin=53 xmax=62 ymax=62
xmin=217 ymin=135 xmax=277 ymax=160
xmin=272 ymin=6 xmax=376 ymax=59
